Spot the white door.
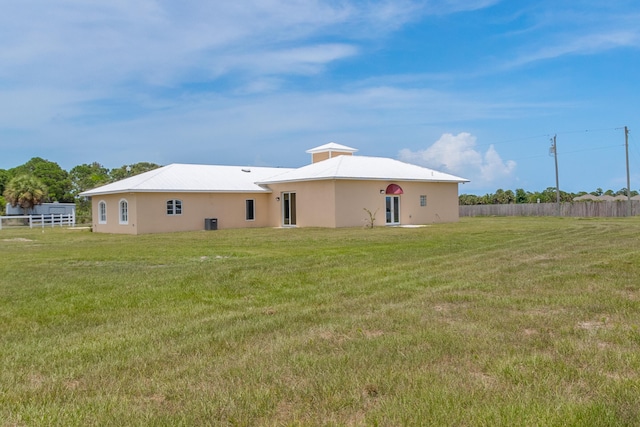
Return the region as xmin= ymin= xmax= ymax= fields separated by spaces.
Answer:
xmin=385 ymin=196 xmax=400 ymax=225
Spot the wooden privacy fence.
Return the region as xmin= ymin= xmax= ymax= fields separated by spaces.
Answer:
xmin=460 ymin=201 xmax=640 ymax=218
xmin=0 ymin=214 xmax=76 ymax=230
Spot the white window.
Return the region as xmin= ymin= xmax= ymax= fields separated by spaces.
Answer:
xmin=98 ymin=201 xmax=107 ymax=224
xmin=119 ymin=199 xmax=128 ymax=224
xmin=167 ymin=199 xmax=182 ymax=215
xmin=246 ymin=199 xmax=255 ymax=221
xmin=420 ymin=195 xmax=427 ymax=207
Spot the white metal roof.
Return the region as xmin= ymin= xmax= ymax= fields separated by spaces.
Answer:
xmin=305 ymin=142 xmax=358 ymax=154
xmin=257 ymin=155 xmax=469 ymax=184
xmin=80 ymin=149 xmax=469 ymax=197
xmin=79 ymin=164 xmax=294 ymax=196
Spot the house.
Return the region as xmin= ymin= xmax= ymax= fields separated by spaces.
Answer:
xmin=80 ymin=143 xmax=469 ymax=234
xmin=5 ymin=202 xmax=76 ymax=216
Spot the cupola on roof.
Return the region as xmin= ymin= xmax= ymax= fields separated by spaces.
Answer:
xmin=305 ymin=142 xmax=358 ymax=154
xmin=306 ymin=142 xmax=358 ymax=164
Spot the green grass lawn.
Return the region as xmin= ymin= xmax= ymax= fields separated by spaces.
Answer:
xmin=1 ymin=217 xmax=640 ymax=426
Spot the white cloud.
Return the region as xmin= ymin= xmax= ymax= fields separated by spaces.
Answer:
xmin=216 ymin=44 xmax=360 ymax=77
xmin=0 ymin=80 xmax=558 ymax=170
xmin=0 ymin=0 xmax=425 ymax=89
xmin=424 ymin=0 xmax=502 ymax=14
xmin=506 ymin=30 xmax=640 ymax=68
xmin=0 ymin=83 xmax=541 ymax=171
xmin=0 ymin=0 xmax=508 ymax=90
xmin=398 ymin=133 xmax=516 ymax=187
xmin=494 ymin=3 xmax=640 ymax=71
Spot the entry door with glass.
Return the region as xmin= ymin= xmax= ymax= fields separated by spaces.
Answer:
xmin=282 ymin=192 xmax=297 ymax=226
xmin=385 ymin=196 xmax=400 ymax=225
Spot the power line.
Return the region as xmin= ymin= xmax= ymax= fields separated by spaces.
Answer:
xmin=469 ymin=144 xmax=622 ymax=163
xmin=418 ymin=127 xmax=623 ymax=157
xmin=556 ymin=144 xmax=623 ymax=156
xmin=629 ymin=132 xmax=640 ymax=164
xmin=555 ymin=127 xmax=620 ymax=135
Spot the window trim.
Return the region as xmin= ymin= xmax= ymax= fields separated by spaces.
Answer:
xmin=119 ymin=199 xmax=128 ymax=225
xmin=166 ymin=199 xmax=183 ymax=216
xmin=245 ymin=199 xmax=255 ymax=221
xmin=98 ymin=200 xmax=107 ymax=224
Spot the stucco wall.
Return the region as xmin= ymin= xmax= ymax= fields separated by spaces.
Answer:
xmin=135 ymin=192 xmax=272 ymax=234
xmin=89 ymin=180 xmax=461 ymax=233
xmin=333 ymin=180 xmax=385 ymax=228
xmin=268 ymin=179 xmax=460 ymax=228
xmin=333 ymin=180 xmax=460 ymax=228
xmin=393 ymin=181 xmax=461 ymax=224
xmin=91 ymin=192 xmax=272 ymax=234
xmin=311 ymin=151 xmax=353 ymax=164
xmin=91 ymin=193 xmax=139 ymax=235
xmin=266 ymin=181 xmax=337 ymax=227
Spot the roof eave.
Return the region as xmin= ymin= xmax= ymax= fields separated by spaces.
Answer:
xmin=80 ymin=189 xmax=273 ymax=197
xmin=257 ymin=177 xmax=469 ymax=185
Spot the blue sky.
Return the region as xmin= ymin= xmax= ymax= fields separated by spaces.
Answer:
xmin=1 ymin=0 xmax=639 ymax=195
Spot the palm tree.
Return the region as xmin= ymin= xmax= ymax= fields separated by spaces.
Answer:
xmin=3 ymin=174 xmax=48 ymax=215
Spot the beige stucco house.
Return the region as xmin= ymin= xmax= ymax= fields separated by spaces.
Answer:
xmin=80 ymin=143 xmax=469 ymax=234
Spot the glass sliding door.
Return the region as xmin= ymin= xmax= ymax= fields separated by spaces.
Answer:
xmin=282 ymin=192 xmax=297 ymax=226
xmin=385 ymin=196 xmax=400 ymax=225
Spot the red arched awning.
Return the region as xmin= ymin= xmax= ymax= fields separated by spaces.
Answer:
xmin=385 ymin=184 xmax=404 ymax=195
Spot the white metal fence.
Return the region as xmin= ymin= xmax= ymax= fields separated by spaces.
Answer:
xmin=0 ymin=213 xmax=76 ymax=230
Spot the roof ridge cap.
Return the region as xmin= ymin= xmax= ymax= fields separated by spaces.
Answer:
xmin=126 ymin=164 xmax=172 ymax=189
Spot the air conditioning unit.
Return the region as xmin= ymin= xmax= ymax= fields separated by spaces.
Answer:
xmin=204 ymin=218 xmax=218 ymax=230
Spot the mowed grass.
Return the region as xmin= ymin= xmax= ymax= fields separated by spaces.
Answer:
xmin=1 ymin=217 xmax=640 ymax=426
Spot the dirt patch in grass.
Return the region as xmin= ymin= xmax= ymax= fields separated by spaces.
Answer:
xmin=361 ymin=329 xmax=384 ymax=339
xmin=577 ymin=320 xmax=609 ymax=331
xmin=317 ymin=329 xmax=350 ymax=344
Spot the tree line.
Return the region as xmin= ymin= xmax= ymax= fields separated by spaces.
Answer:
xmin=459 ymin=187 xmax=640 ymax=205
xmin=1 ymin=158 xmax=160 ymax=217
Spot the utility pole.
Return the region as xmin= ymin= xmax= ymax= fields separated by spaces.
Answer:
xmin=550 ymin=134 xmax=560 ymax=215
xmin=625 ymin=126 xmax=631 ymax=216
